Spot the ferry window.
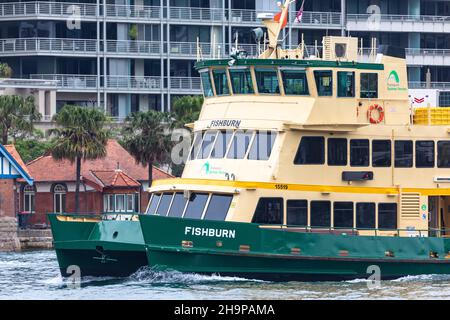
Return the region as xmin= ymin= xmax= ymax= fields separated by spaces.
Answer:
xmin=356 ymin=202 xmax=375 ymax=229
xmin=156 ymin=193 xmax=173 ymax=216
xmin=200 ymin=71 xmax=214 ymax=97
xmin=183 ymin=193 xmax=209 ymax=219
xmin=394 ymin=140 xmax=413 ymax=168
xmin=146 ymin=193 xmax=161 ymax=214
xmin=294 ymin=136 xmax=325 ymax=165
xmin=210 ymin=130 xmax=233 ymax=159
xmin=189 ymin=132 xmax=203 ymax=160
xmin=350 ymin=139 xmax=369 ymax=167
xmin=438 ymin=141 xmax=450 ymax=168
xmin=248 ymin=131 xmax=277 ymax=160
xmin=227 ymin=130 xmax=254 ymax=159
xmin=212 ymin=69 xmax=230 ymax=96
xmin=287 ymin=200 xmax=307 ymax=226
xmin=328 ymin=138 xmax=347 ymax=166
xmin=372 ymin=140 xmax=391 ymax=167
xmin=333 ymin=202 xmax=353 ymax=228
xmin=378 ymin=203 xmax=397 ymax=230
xmin=310 ymin=201 xmax=331 ymax=228
xmin=197 ymin=130 xmax=217 ymax=159
xmin=203 ymin=194 xmax=233 ymax=221
xmin=255 ymin=68 xmax=280 ymax=94
xmin=281 ymin=70 xmax=309 ymax=95
xmin=252 ymin=198 xmax=283 ymax=224
xmin=229 ymin=68 xmax=254 ymax=94
xmin=337 ymin=72 xmax=355 ymax=97
xmin=360 ymin=73 xmax=378 ymax=99
xmin=416 ymin=141 xmax=435 ymax=168
xmin=314 ymin=71 xmax=333 ymax=96
xmin=167 ymin=192 xmax=187 ymax=218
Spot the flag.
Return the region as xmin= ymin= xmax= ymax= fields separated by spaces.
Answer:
xmin=274 ymin=8 xmax=288 ymax=29
xmin=295 ymin=0 xmax=305 ymax=23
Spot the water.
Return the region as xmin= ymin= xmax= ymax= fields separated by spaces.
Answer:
xmin=2 ymin=250 xmax=450 ymax=299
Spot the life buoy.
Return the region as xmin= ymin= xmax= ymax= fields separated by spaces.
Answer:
xmin=368 ymin=104 xmax=385 ymax=124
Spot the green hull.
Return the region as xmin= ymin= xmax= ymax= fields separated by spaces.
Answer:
xmin=139 ymin=215 xmax=450 ymax=281
xmin=48 ymin=214 xmax=147 ymax=277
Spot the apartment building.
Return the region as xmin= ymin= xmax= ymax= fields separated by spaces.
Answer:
xmin=1 ymin=0 xmax=450 ymax=122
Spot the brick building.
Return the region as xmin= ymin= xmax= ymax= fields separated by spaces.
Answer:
xmin=18 ymin=139 xmax=171 ymax=226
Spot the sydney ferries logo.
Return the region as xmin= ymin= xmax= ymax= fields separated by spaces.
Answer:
xmin=387 ymin=70 xmax=407 ymax=92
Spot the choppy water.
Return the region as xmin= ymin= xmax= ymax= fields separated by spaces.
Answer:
xmin=1 ymin=250 xmax=450 ymax=299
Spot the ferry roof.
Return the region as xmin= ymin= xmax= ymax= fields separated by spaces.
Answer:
xmin=195 ymin=59 xmax=385 ymax=71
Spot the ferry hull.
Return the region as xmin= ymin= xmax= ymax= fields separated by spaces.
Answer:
xmin=48 ymin=214 xmax=147 ymax=277
xmin=139 ymin=215 xmax=450 ymax=281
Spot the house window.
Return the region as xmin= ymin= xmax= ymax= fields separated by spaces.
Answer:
xmin=23 ymin=185 xmax=35 ymax=213
xmin=104 ymin=193 xmax=138 ymax=213
xmin=53 ymin=184 xmax=67 ymax=214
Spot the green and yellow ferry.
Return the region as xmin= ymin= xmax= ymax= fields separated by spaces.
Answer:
xmin=139 ymin=0 xmax=450 ymax=281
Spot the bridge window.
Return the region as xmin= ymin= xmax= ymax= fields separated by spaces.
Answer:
xmin=200 ymin=71 xmax=214 ymax=97
xmin=360 ymin=73 xmax=378 ymax=99
xmin=156 ymin=192 xmax=173 ymax=216
xmin=146 ymin=193 xmax=161 ymax=214
xmin=197 ymin=131 xmax=217 ymax=159
xmin=328 ymin=138 xmax=347 ymax=166
xmin=395 ymin=140 xmax=413 ymax=168
xmin=416 ymin=141 xmax=435 ymax=168
xmin=356 ymin=202 xmax=375 ymax=229
xmin=227 ymin=130 xmax=254 ymax=159
xmin=372 ymin=140 xmax=391 ymax=167
xmin=287 ymin=200 xmax=308 ymax=226
xmin=252 ymin=198 xmax=283 ymax=224
xmin=255 ymin=68 xmax=280 ymax=94
xmin=167 ymin=192 xmax=186 ymax=218
xmin=210 ymin=130 xmax=233 ymax=159
xmin=248 ymin=131 xmax=277 ymax=160
xmin=333 ymin=202 xmax=353 ymax=228
xmin=294 ymin=136 xmax=325 ymax=165
xmin=438 ymin=141 xmax=450 ymax=168
xmin=314 ymin=70 xmax=333 ymax=96
xmin=350 ymin=139 xmax=369 ymax=167
xmin=281 ymin=69 xmax=309 ymax=95
xmin=337 ymin=71 xmax=355 ymax=97
xmin=310 ymin=201 xmax=331 ymax=228
xmin=230 ymin=68 xmax=254 ymax=94
xmin=378 ymin=203 xmax=397 ymax=230
xmin=184 ymin=193 xmax=209 ymax=219
xmin=189 ymin=132 xmax=203 ymax=160
xmin=212 ymin=69 xmax=230 ymax=96
xmin=204 ymin=194 xmax=233 ymax=221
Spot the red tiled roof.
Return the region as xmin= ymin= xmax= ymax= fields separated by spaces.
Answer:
xmin=89 ymin=170 xmax=141 ymax=188
xmin=5 ymin=145 xmax=31 ymax=177
xmin=26 ymin=139 xmax=172 ymax=182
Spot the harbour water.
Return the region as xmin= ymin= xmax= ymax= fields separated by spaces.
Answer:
xmin=1 ymin=250 xmax=450 ymax=300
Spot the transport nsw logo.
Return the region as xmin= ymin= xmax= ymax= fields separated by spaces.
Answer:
xmin=200 ymin=161 xmax=226 ymax=175
xmin=387 ymin=70 xmax=407 ymax=92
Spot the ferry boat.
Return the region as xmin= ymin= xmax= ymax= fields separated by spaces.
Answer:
xmin=138 ymin=0 xmax=450 ymax=281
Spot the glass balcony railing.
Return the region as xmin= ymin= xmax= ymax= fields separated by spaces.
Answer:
xmin=0 ymin=1 xmax=98 ymax=19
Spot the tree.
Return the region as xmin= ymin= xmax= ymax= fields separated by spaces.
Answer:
xmin=170 ymin=95 xmax=203 ymax=129
xmin=15 ymin=138 xmax=54 ymax=164
xmin=50 ymin=106 xmax=109 ymax=213
xmin=0 ymin=95 xmax=41 ymax=145
xmin=0 ymin=63 xmax=12 ymax=78
xmin=121 ymin=110 xmax=172 ymax=187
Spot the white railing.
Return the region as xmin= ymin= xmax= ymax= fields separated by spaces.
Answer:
xmin=170 ymin=77 xmax=201 ymax=91
xmin=299 ymin=11 xmax=341 ymax=26
xmin=106 ymin=76 xmax=162 ymax=91
xmin=169 ymin=6 xmax=223 ymax=22
xmin=409 ymin=82 xmax=450 ymax=90
xmin=105 ymin=40 xmax=161 ymax=55
xmin=30 ymin=74 xmax=99 ymax=89
xmin=0 ymin=1 xmax=98 ymax=19
xmin=347 ymin=13 xmax=450 ymax=23
xmin=0 ymin=38 xmax=98 ymax=55
xmin=406 ymin=48 xmax=450 ymax=56
xmin=105 ymin=4 xmax=161 ymax=20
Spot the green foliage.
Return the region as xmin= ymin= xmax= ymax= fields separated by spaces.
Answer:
xmin=121 ymin=110 xmax=173 ymax=184
xmin=14 ymin=138 xmax=54 ymax=163
xmin=50 ymin=105 xmax=109 ymax=162
xmin=170 ymin=95 xmax=203 ymax=129
xmin=0 ymin=63 xmax=12 ymax=78
xmin=129 ymin=24 xmax=138 ymax=40
xmin=0 ymin=95 xmax=41 ymax=145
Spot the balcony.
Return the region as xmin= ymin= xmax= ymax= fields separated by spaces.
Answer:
xmin=347 ymin=13 xmax=450 ymax=33
xmin=106 ymin=40 xmax=161 ymax=57
xmin=360 ymin=47 xmax=450 ymax=66
xmin=408 ymin=82 xmax=450 ymax=90
xmin=105 ymin=4 xmax=161 ymax=21
xmin=169 ymin=77 xmax=201 ymax=93
xmin=169 ymin=6 xmax=223 ymax=24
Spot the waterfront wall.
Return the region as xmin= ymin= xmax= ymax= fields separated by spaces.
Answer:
xmin=0 ymin=217 xmax=21 ymax=251
xmin=0 ymin=217 xmax=53 ymax=252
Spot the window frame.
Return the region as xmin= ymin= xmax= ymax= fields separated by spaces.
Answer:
xmin=280 ymin=68 xmax=309 ymax=96
xmin=229 ymin=67 xmax=255 ymax=95
xmin=360 ymin=72 xmax=378 ymax=99
xmin=394 ymin=140 xmax=413 ymax=168
xmin=310 ymin=200 xmax=331 ymax=228
xmin=378 ymin=203 xmax=398 ymax=230
xmin=327 ymin=138 xmax=348 ymax=166
xmin=415 ymin=140 xmax=435 ymax=168
xmin=211 ymin=68 xmax=231 ymax=96
xmin=252 ymin=197 xmax=284 ymax=225
xmin=294 ymin=136 xmax=325 ymax=165
xmin=350 ymin=139 xmax=370 ymax=167
xmin=372 ymin=139 xmax=392 ymax=167
xmin=286 ymin=199 xmax=308 ymax=227
xmin=199 ymin=69 xmax=214 ymax=97
xmin=356 ymin=202 xmax=376 ymax=229
xmin=314 ymin=70 xmax=333 ymax=97
xmin=437 ymin=141 xmax=450 ymax=168
xmin=337 ymin=71 xmax=355 ymax=98
xmin=333 ymin=201 xmax=354 ymax=229
xmin=254 ymin=67 xmax=281 ymax=95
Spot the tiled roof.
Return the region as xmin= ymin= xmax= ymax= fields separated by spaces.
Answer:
xmin=88 ymin=170 xmax=141 ymax=188
xmin=26 ymin=139 xmax=172 ymax=182
xmin=4 ymin=144 xmax=32 ymax=177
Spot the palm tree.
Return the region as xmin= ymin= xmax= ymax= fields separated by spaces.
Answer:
xmin=121 ymin=110 xmax=172 ymax=187
xmin=170 ymin=95 xmax=203 ymax=129
xmin=50 ymin=106 xmax=109 ymax=213
xmin=0 ymin=95 xmax=41 ymax=145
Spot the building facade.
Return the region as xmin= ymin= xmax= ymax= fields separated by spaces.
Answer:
xmin=1 ymin=0 xmax=450 ymax=123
